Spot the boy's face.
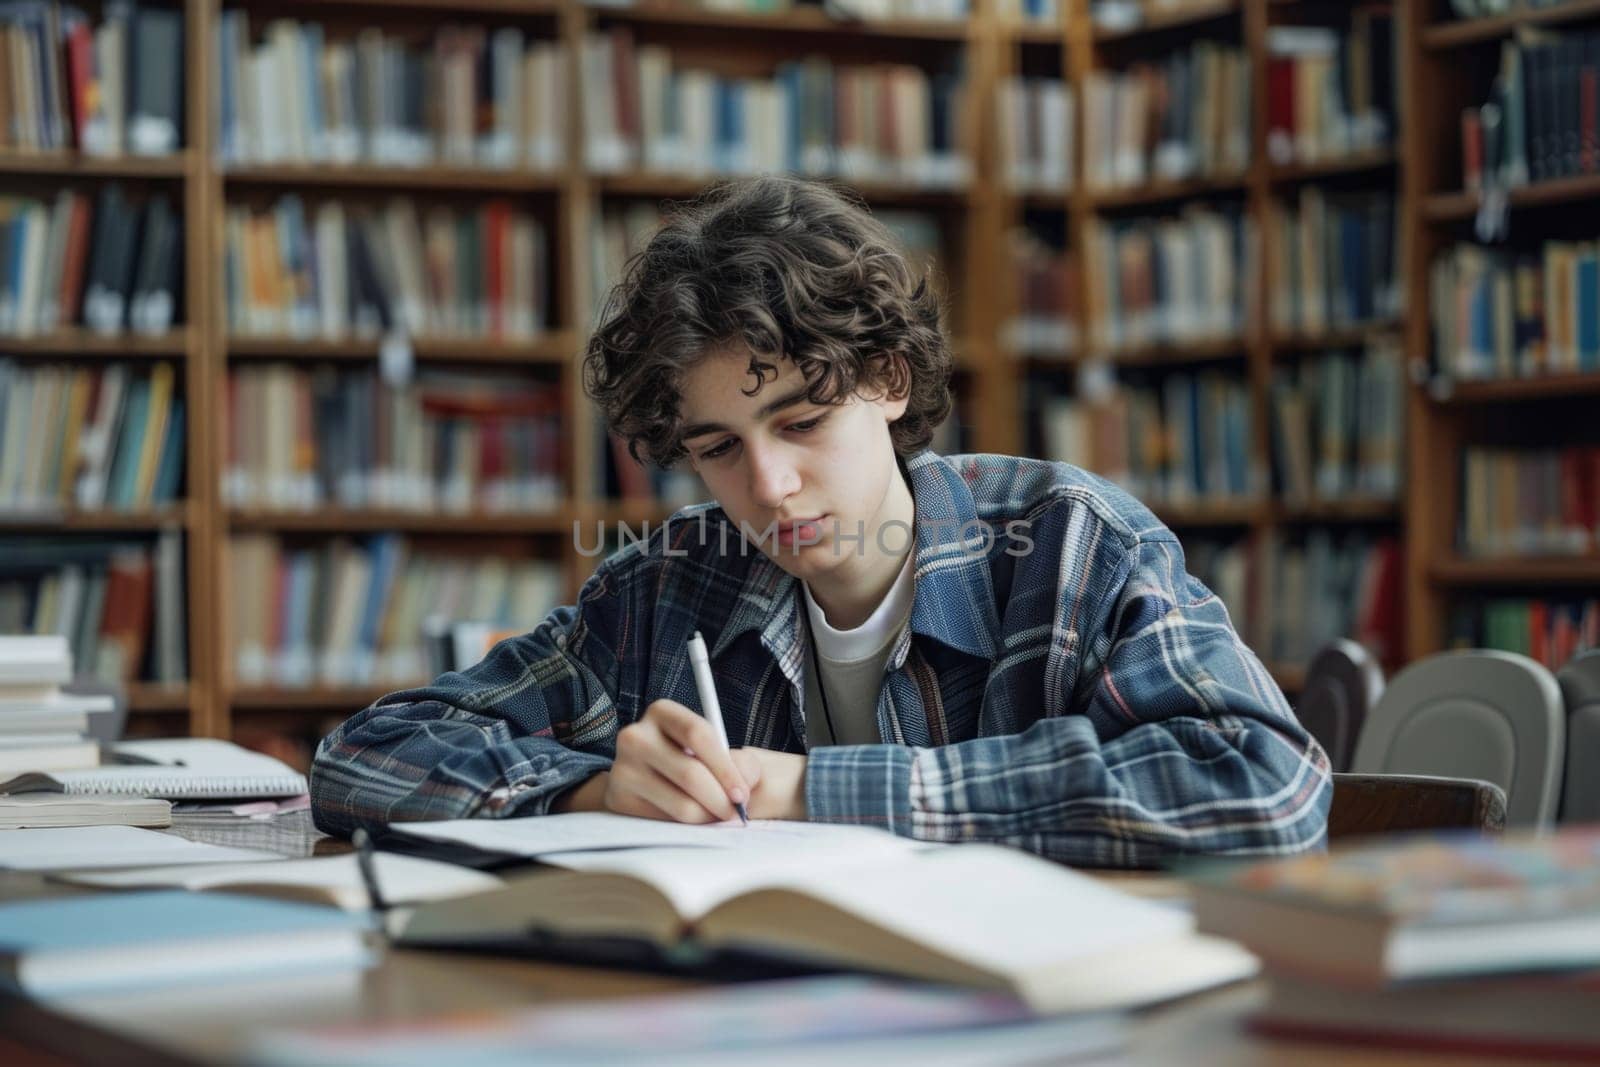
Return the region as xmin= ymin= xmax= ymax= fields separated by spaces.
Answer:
xmin=679 ymin=348 xmax=912 ymax=585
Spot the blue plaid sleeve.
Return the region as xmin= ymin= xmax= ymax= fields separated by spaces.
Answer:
xmin=309 ymin=576 xmax=626 ymax=838
xmin=807 ymin=534 xmax=1332 ymax=867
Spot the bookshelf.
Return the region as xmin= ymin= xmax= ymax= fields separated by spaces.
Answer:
xmin=0 ymin=0 xmax=1455 ymax=757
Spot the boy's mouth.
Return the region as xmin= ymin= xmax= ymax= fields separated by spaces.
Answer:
xmin=773 ymin=517 xmax=827 ymax=546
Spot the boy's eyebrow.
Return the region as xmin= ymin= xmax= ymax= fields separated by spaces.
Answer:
xmin=680 ymin=385 xmax=815 ymax=441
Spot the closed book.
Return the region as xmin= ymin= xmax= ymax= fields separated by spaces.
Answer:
xmin=0 ymin=738 xmax=306 ymax=799
xmin=1188 ymin=827 xmax=1600 ymax=985
xmin=0 ymin=891 xmax=371 ymax=998
xmin=0 ymin=794 xmax=170 ymax=829
xmin=0 ymin=741 xmax=99 ymax=775
xmin=0 ymin=635 xmax=72 ymax=686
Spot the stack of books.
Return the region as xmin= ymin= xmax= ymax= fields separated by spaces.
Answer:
xmin=1189 ymin=829 xmax=1600 ymax=1059
xmin=0 ymin=634 xmax=110 ymax=776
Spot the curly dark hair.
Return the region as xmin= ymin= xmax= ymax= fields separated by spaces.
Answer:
xmin=582 ymin=176 xmax=954 ymax=468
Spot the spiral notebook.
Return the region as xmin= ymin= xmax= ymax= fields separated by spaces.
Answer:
xmin=0 ymin=738 xmax=308 ymax=800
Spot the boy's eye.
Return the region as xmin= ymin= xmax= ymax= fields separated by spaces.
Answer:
xmin=788 ymin=415 xmax=825 ymax=433
xmin=701 ymin=438 xmax=736 ymax=460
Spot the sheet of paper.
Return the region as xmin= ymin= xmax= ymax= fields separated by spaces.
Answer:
xmin=389 ymin=812 xmax=926 ymax=861
xmin=0 ymin=825 xmax=282 ymax=870
xmin=58 ymin=853 xmax=502 ymax=910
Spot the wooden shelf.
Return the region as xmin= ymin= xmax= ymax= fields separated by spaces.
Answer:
xmin=1016 ymin=189 xmax=1072 ymax=211
xmin=595 ymin=171 xmax=970 ymax=206
xmin=224 ymin=163 xmax=566 ymax=193
xmin=1009 ymin=21 xmax=1065 ymax=45
xmin=1422 ymin=0 xmax=1600 ymax=50
xmin=1269 ymin=323 xmax=1400 ymax=352
xmin=1100 ymin=337 xmax=1248 ymax=366
xmin=239 ymin=0 xmax=562 ymax=14
xmin=586 ymin=4 xmax=970 ymax=40
xmin=227 ymin=509 xmax=568 ymax=534
xmin=0 ymin=329 xmax=190 ymax=357
xmin=1425 ymin=173 xmax=1600 ymax=221
xmin=1275 ymin=497 xmax=1401 ymax=523
xmin=0 ymin=151 xmax=189 ymax=178
xmin=1432 ymin=372 xmax=1600 ymax=404
xmin=0 ymin=506 xmax=190 ymax=532
xmin=1430 ymin=556 xmax=1600 ymax=587
xmin=1086 ymin=173 xmax=1248 ymax=210
xmin=1150 ymin=499 xmax=1267 ymax=527
xmin=225 ymin=334 xmax=573 ymax=365
xmin=1269 ymin=663 xmax=1307 ymax=692
xmin=1091 ymin=0 xmax=1239 ymax=42
xmin=127 ymin=683 xmax=193 ymax=714
xmin=228 ymin=686 xmax=405 ymax=712
xmin=1266 ymin=149 xmax=1397 ymax=185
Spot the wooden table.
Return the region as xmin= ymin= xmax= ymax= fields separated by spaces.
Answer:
xmin=0 ymin=814 xmax=1525 ymax=1067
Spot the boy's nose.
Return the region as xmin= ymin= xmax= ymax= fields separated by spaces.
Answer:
xmin=748 ymin=447 xmax=801 ymax=510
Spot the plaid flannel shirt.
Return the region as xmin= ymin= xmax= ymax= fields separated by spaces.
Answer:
xmin=311 ymin=451 xmax=1331 ymax=867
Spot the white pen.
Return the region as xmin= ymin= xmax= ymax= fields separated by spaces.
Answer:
xmin=687 ymin=630 xmax=749 ymax=825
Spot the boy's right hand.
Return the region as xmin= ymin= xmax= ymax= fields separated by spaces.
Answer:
xmin=553 ymin=699 xmax=755 ymax=823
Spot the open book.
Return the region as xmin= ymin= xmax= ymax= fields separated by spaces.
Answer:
xmin=392 ymin=841 xmax=1257 ymax=1014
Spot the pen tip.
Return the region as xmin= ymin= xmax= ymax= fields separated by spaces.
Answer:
xmin=736 ymin=803 xmax=749 ymax=826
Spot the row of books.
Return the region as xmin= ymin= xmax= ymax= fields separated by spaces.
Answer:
xmin=0 ymin=362 xmax=183 ymax=513
xmin=0 ymin=2 xmax=181 ymax=156
xmin=1264 ymin=17 xmax=1395 ymax=167
xmin=991 ymin=0 xmax=1058 ymax=22
xmin=1176 ymin=533 xmax=1403 ymax=668
xmin=1459 ymin=445 xmax=1600 ymax=558
xmin=583 ymin=32 xmax=969 ymax=186
xmin=222 ymin=367 xmax=563 ymax=515
xmin=226 ymin=534 xmax=560 ymax=690
xmin=1003 ymin=230 xmax=1077 ymax=357
xmin=1268 ymin=340 xmax=1404 ymax=504
xmin=0 ymin=531 xmax=186 ymax=685
xmin=1083 ymin=207 xmax=1253 ymax=353
xmin=223 ymin=196 xmax=550 ymax=343
xmin=1082 ymin=42 xmax=1249 ymax=191
xmin=1449 ymin=595 xmax=1600 ymax=672
xmin=1 ymin=187 xmax=181 ymax=338
xmin=1431 ymin=238 xmax=1600 ymax=381
xmin=1266 ymin=187 xmax=1399 ymax=336
xmin=997 ymin=78 xmax=1071 ymax=193
xmin=1461 ymin=25 xmax=1597 ymax=192
xmin=215 ymin=16 xmax=567 ymax=170
xmin=1036 ymin=370 xmax=1259 ymax=505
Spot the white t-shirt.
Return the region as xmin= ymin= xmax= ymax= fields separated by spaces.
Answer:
xmin=800 ymin=552 xmax=915 ymax=747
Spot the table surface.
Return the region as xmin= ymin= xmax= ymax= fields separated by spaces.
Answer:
xmin=0 ymin=812 xmax=1525 ymax=1067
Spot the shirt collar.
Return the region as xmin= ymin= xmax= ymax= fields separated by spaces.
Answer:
xmin=708 ymin=451 xmax=999 ymax=663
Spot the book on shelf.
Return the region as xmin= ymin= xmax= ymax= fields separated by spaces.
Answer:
xmin=1266 ymin=187 xmax=1398 ymax=337
xmin=227 ymin=534 xmax=561 ymax=690
xmin=1459 ymin=445 xmax=1600 ymax=558
xmin=1257 ymin=531 xmax=1402 ymax=668
xmin=992 ymin=0 xmax=1060 ymax=24
xmin=386 ymin=828 xmax=1256 ymax=1014
xmin=222 ymin=367 xmax=562 ymax=514
xmin=1188 ymin=826 xmax=1600 ymax=985
xmin=998 ymin=76 xmax=1072 ymax=193
xmin=1083 ymin=41 xmax=1250 ymax=191
xmin=1004 ymin=229 xmax=1077 ymax=357
xmin=1267 ymin=340 xmax=1404 ymax=505
xmin=821 ymin=0 xmax=972 ymax=18
xmin=1449 ymin=596 xmax=1600 ymax=670
xmin=1084 ymin=207 xmax=1253 ymax=352
xmin=0 ymin=186 xmax=181 ymax=338
xmin=1431 ymin=236 xmax=1600 ymax=380
xmin=0 ymin=2 xmax=181 ymax=157
xmin=583 ymin=29 xmax=969 ymax=187
xmin=215 ymin=16 xmax=567 ymax=170
xmin=0 ymin=530 xmax=187 ymax=686
xmin=1264 ymin=13 xmax=1394 ymax=167
xmin=0 ymin=891 xmax=372 ymax=999
xmin=223 ymin=197 xmax=547 ymax=346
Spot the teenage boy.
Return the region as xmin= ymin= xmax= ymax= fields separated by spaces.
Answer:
xmin=311 ymin=176 xmax=1331 ymax=867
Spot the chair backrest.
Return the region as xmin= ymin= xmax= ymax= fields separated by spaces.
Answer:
xmin=1328 ymin=773 xmax=1507 ymax=840
xmin=1351 ymin=650 xmax=1565 ymax=828
xmin=1558 ymin=651 xmax=1600 ymax=823
xmin=1296 ymin=638 xmax=1383 ymax=773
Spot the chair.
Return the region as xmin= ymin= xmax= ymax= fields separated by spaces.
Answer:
xmin=1328 ymin=773 xmax=1506 ymax=840
xmin=1557 ymin=650 xmax=1600 ymax=823
xmin=1350 ymin=650 xmax=1565 ymax=828
xmin=1295 ymin=639 xmax=1383 ymax=773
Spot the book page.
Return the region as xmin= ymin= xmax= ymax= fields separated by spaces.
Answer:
xmin=389 ymin=812 xmax=927 ymax=861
